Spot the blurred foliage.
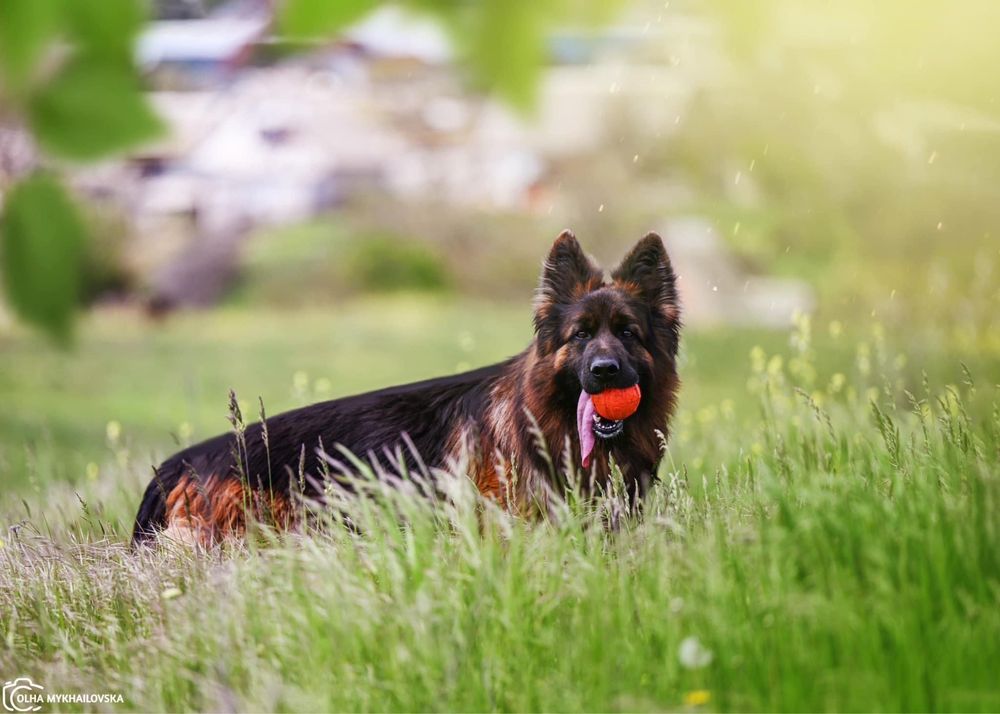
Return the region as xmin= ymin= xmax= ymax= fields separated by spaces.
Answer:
xmin=345 ymin=232 xmax=450 ymax=293
xmin=0 ymin=175 xmax=85 ymax=343
xmin=0 ymin=0 xmax=161 ymax=157
xmin=706 ymin=1 xmax=1000 ymax=115
xmin=0 ymin=0 xmax=161 ymax=341
xmin=28 ymin=58 xmax=162 ymax=160
xmin=655 ymin=0 xmax=1000 ymax=343
xmin=453 ymin=0 xmax=544 ymax=110
xmin=281 ymin=0 xmax=378 ymax=41
xmin=0 ymin=0 xmax=60 ymax=93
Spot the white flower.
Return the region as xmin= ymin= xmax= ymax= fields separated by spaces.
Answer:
xmin=678 ymin=636 xmax=713 ymax=669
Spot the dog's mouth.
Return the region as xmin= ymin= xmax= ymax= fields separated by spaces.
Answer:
xmin=592 ymin=413 xmax=624 ymax=439
xmin=577 ymin=390 xmax=627 ymax=468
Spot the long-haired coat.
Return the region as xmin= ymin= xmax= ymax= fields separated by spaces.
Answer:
xmin=132 ymin=231 xmax=680 ymax=545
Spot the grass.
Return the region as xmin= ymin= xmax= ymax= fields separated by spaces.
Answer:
xmin=0 ymin=298 xmax=532 ymax=492
xmin=1 ymin=299 xmax=999 ymax=711
xmin=0 ymin=297 xmax=809 ymax=494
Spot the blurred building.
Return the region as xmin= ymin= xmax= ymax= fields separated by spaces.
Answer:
xmin=66 ymin=1 xmax=812 ymax=323
xmin=138 ymin=16 xmax=269 ymax=88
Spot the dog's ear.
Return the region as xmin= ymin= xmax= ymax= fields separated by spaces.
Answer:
xmin=612 ymin=232 xmax=680 ymax=322
xmin=534 ymin=230 xmax=602 ymax=337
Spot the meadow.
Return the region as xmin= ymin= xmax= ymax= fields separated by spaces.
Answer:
xmin=2 ymin=0 xmax=1000 ymax=710
xmin=1 ymin=297 xmax=998 ymax=712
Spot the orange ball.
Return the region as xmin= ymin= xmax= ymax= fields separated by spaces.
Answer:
xmin=592 ymin=384 xmax=641 ymax=420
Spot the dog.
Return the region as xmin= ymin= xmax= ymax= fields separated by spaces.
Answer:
xmin=132 ymin=231 xmax=681 ymax=545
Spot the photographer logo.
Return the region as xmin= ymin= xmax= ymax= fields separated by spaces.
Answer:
xmin=2 ymin=678 xmax=43 ymax=713
xmin=3 ymin=677 xmax=123 ymax=711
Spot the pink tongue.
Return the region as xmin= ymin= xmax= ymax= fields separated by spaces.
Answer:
xmin=576 ymin=390 xmax=596 ymax=469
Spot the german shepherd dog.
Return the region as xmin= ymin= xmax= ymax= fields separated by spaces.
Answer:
xmin=132 ymin=231 xmax=681 ymax=546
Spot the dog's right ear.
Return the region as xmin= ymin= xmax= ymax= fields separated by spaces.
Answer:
xmin=533 ymin=230 xmax=602 ymax=340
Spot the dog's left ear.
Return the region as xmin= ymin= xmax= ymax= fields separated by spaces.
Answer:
xmin=612 ymin=232 xmax=680 ymax=322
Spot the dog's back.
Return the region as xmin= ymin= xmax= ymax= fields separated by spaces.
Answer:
xmin=132 ymin=364 xmax=504 ymax=545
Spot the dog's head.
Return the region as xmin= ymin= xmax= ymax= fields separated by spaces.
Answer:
xmin=533 ymin=230 xmax=680 ymax=445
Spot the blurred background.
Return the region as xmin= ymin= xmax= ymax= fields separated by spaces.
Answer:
xmin=1 ymin=0 xmax=998 ymax=493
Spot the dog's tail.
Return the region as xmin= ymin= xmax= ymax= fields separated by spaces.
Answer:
xmin=131 ymin=462 xmax=185 ymax=547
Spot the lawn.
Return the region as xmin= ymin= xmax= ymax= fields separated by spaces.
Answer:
xmin=1 ymin=297 xmax=998 ymax=711
xmin=0 ymin=297 xmax=802 ymax=498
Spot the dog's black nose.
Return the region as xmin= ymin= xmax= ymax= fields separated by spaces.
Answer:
xmin=590 ymin=358 xmax=620 ymax=381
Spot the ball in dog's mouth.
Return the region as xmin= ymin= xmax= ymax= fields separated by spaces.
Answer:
xmin=577 ymin=390 xmax=631 ymax=468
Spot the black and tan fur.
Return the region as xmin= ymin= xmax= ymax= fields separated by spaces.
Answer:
xmin=132 ymin=231 xmax=681 ymax=545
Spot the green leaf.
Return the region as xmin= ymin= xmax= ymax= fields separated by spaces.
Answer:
xmin=280 ymin=0 xmax=377 ymax=39
xmin=0 ymin=0 xmax=61 ymax=91
xmin=28 ymin=57 xmax=163 ymax=160
xmin=64 ymin=0 xmax=145 ymax=65
xmin=461 ymin=0 xmax=543 ymax=110
xmin=0 ymin=175 xmax=87 ymax=342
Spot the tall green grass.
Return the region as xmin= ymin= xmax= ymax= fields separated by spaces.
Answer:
xmin=1 ymin=319 xmax=998 ymax=712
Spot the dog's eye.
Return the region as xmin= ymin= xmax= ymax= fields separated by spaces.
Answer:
xmin=621 ymin=329 xmax=634 ymax=339
xmin=575 ymin=330 xmax=591 ymax=341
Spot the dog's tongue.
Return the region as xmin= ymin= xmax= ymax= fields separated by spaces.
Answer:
xmin=577 ymin=390 xmax=596 ymax=469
